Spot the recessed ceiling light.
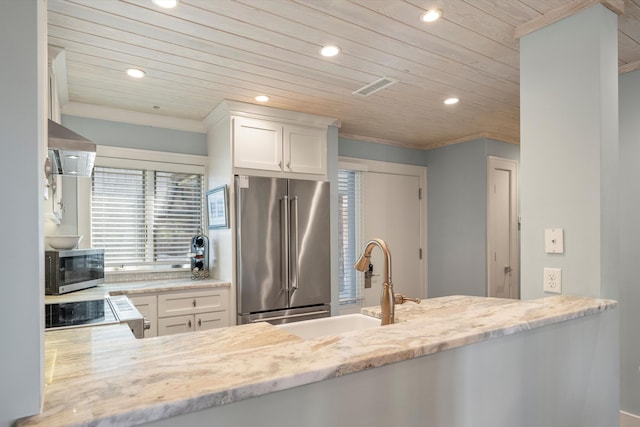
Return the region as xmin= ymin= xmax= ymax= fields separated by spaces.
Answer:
xmin=255 ymin=95 xmax=270 ymax=102
xmin=320 ymin=45 xmax=341 ymax=57
xmin=151 ymin=0 xmax=179 ymax=8
xmin=126 ymin=68 xmax=146 ymax=78
xmin=444 ymin=97 xmax=460 ymax=105
xmin=421 ymin=9 xmax=442 ymax=23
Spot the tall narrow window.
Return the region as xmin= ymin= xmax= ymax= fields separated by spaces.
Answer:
xmin=338 ymin=169 xmax=363 ymax=305
xmin=92 ymin=166 xmax=204 ymax=270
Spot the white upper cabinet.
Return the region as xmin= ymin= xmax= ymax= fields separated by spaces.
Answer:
xmin=233 ymin=117 xmax=283 ymax=171
xmin=233 ymin=117 xmax=327 ymax=177
xmin=284 ymin=124 xmax=326 ymax=175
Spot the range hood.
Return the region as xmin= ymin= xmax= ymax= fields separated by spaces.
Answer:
xmin=47 ymin=119 xmax=96 ymax=176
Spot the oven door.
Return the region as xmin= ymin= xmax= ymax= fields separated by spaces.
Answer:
xmin=45 ymin=299 xmax=117 ymax=330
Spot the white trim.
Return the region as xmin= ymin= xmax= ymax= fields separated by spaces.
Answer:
xmin=205 ymin=99 xmax=341 ymax=130
xmin=62 ymin=102 xmax=207 ymax=134
xmin=621 ymin=411 xmax=640 ymax=427
xmin=47 ymin=45 xmax=68 ymax=107
xmin=339 ymin=156 xmax=425 ymax=176
xmin=338 ymin=160 xmax=369 ymax=172
xmin=339 ymin=156 xmax=428 ymax=299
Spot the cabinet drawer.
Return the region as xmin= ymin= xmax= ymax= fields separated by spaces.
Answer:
xmin=158 ymin=289 xmax=228 ymax=318
xmin=158 ymin=315 xmax=194 ymax=336
xmin=195 ymin=311 xmax=229 ymax=331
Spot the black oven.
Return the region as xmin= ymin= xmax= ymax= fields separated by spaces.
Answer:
xmin=45 ymin=248 xmax=105 ymax=295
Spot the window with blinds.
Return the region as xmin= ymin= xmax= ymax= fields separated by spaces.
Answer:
xmin=338 ymin=169 xmax=363 ymax=305
xmin=92 ymin=166 xmax=204 ymax=269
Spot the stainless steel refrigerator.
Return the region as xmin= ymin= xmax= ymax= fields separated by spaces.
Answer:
xmin=235 ymin=175 xmax=331 ymax=324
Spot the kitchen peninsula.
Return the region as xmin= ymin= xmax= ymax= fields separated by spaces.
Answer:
xmin=19 ymin=295 xmax=618 ymax=427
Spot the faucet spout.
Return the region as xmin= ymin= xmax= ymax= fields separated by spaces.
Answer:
xmin=354 ymin=238 xmax=395 ymax=325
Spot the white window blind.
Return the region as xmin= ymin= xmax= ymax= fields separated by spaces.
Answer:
xmin=338 ymin=169 xmax=363 ymax=304
xmin=92 ymin=166 xmax=204 ymax=269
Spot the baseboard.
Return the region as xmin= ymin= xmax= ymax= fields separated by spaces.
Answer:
xmin=621 ymin=411 xmax=640 ymax=427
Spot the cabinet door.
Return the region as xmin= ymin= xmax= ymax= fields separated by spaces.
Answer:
xmin=158 ymin=315 xmax=194 ymax=336
xmin=128 ymin=295 xmax=157 ymax=338
xmin=233 ymin=117 xmax=283 ymax=171
xmin=158 ymin=289 xmax=229 ymax=317
xmin=195 ymin=311 xmax=229 ymax=331
xmin=284 ymin=125 xmax=326 ymax=175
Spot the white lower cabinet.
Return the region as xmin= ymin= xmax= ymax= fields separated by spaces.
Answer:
xmin=128 ymin=295 xmax=158 ymax=338
xmin=157 ymin=311 xmax=228 ymax=335
xmin=128 ymin=288 xmax=229 ymax=338
xmin=157 ymin=288 xmax=229 ymax=337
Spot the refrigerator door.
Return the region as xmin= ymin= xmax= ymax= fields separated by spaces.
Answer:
xmin=288 ymin=179 xmax=331 ymax=308
xmin=236 ymin=176 xmax=289 ymax=315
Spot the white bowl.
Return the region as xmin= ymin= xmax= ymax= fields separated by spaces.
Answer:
xmin=46 ymin=235 xmax=83 ymax=250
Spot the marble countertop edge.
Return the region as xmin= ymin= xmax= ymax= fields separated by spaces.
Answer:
xmin=20 ymin=295 xmax=618 ymax=427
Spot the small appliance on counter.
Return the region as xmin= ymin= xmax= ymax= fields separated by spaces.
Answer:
xmin=190 ymin=229 xmax=209 ymax=280
xmin=45 ymin=248 xmax=105 ymax=295
xmin=45 ymin=295 xmax=146 ymax=338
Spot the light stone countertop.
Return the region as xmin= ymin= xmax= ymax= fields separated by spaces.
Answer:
xmin=19 ymin=294 xmax=616 ymax=427
xmin=44 ymin=278 xmax=231 ymax=304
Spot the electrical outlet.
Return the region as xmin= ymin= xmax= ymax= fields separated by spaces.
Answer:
xmin=543 ymin=268 xmax=562 ymax=294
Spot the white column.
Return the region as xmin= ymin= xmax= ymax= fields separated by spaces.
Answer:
xmin=0 ymin=0 xmax=46 ymax=425
xmin=519 ymin=4 xmax=619 ymax=300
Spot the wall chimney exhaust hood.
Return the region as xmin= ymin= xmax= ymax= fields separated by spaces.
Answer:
xmin=47 ymin=119 xmax=96 ymax=176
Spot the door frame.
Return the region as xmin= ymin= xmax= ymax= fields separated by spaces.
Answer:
xmin=486 ymin=156 xmax=519 ymax=298
xmin=339 ymin=157 xmax=428 ymax=299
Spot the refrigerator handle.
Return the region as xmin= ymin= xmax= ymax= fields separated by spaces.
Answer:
xmin=281 ymin=195 xmax=290 ymax=292
xmin=291 ymin=196 xmax=300 ymax=290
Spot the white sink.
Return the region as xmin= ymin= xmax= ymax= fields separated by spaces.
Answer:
xmin=275 ymin=314 xmax=380 ymax=339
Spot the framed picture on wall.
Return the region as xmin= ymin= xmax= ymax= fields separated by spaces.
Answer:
xmin=207 ymin=185 xmax=229 ymax=229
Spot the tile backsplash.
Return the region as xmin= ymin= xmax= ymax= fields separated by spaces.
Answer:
xmin=105 ymin=270 xmax=191 ymax=284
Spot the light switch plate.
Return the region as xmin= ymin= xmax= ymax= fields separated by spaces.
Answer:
xmin=545 ymin=228 xmax=564 ymax=253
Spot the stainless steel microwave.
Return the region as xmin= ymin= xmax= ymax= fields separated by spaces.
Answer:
xmin=45 ymin=248 xmax=105 ymax=295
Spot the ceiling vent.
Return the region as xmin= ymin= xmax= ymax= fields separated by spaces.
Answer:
xmin=352 ymin=76 xmax=399 ymax=97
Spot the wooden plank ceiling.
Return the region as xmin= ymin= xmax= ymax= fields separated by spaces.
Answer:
xmin=47 ymin=0 xmax=640 ymax=149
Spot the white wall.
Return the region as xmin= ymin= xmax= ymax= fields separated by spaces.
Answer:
xmin=520 ymin=4 xmax=619 ymax=300
xmin=0 ymin=1 xmax=46 ymax=425
xmin=619 ymin=69 xmax=640 ymax=418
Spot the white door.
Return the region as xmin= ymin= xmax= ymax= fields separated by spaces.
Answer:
xmin=487 ymin=157 xmax=519 ymax=299
xmin=363 ymin=172 xmax=422 ymax=306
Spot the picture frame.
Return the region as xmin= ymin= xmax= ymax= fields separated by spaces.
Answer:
xmin=206 ymin=185 xmax=229 ymax=229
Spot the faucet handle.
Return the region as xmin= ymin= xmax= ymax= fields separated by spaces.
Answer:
xmin=394 ymin=294 xmax=421 ymax=305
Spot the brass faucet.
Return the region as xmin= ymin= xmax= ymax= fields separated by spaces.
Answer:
xmin=354 ymin=238 xmax=420 ymax=325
